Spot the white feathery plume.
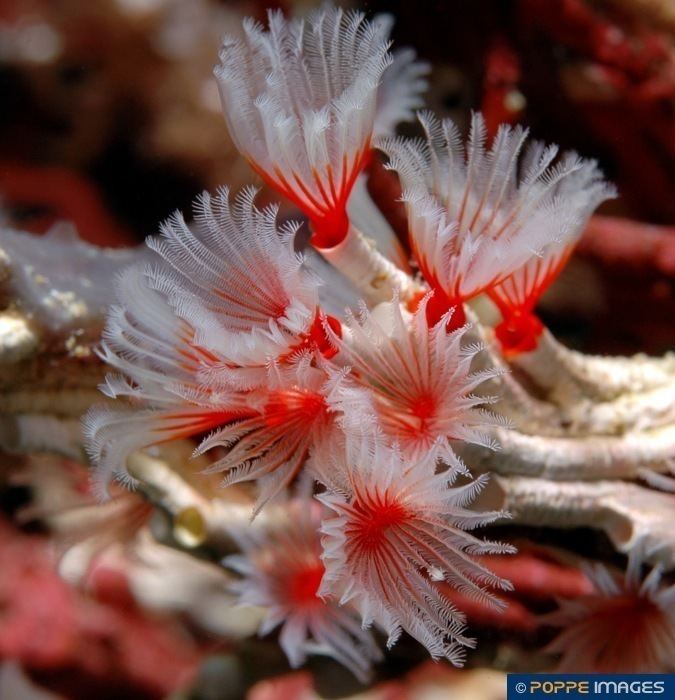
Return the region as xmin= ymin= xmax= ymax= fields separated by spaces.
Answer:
xmin=147 ymin=186 xmax=320 ymax=376
xmin=195 ymin=355 xmax=342 ymax=515
xmin=83 ymin=262 xmax=248 ymax=499
xmin=314 ymin=435 xmax=514 ymax=666
xmin=84 ymin=187 xmax=333 ymax=502
xmin=87 ymin=339 xmax=342 ymax=513
xmin=215 ymin=5 xmax=393 ymax=247
xmin=486 ymin=146 xmax=615 ymax=351
xmin=378 ymin=111 xmax=614 ymax=315
xmin=374 ymin=46 xmax=430 ymax=139
xmin=323 ymin=293 xmax=508 ymax=470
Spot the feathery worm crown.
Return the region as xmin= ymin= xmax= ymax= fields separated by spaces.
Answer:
xmin=214 ymin=5 xmax=393 ymax=245
xmin=378 ymin=111 xmax=615 ymax=304
xmin=84 ymin=187 xmax=323 ymax=500
xmin=542 ymin=549 xmax=675 ymax=672
xmin=224 ymin=496 xmax=382 ymax=681
xmin=315 ymin=435 xmax=515 ymax=666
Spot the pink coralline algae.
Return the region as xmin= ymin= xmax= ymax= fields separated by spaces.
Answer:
xmin=0 ymin=517 xmax=199 ymax=698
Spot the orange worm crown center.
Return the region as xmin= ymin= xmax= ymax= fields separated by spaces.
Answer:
xmin=407 ymin=287 xmax=467 ymax=330
xmin=281 ymin=312 xmax=342 ymax=361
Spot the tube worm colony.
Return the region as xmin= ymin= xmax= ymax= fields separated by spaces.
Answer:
xmin=1 ymin=2 xmax=673 ymax=683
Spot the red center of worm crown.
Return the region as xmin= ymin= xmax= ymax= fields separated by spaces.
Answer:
xmin=577 ymin=594 xmax=665 ymax=669
xmin=407 ymin=287 xmax=467 ymax=331
xmin=410 ymin=393 xmax=436 ymax=421
xmin=348 ymin=498 xmax=411 ymax=554
xmin=287 ymin=564 xmax=325 ymax=607
xmin=263 ymin=389 xmax=327 ymax=428
xmin=310 ymin=208 xmax=350 ymax=249
xmin=494 ymin=310 xmax=544 ymax=357
xmin=281 ymin=313 xmax=342 ymax=361
xmin=309 ymin=149 xmax=374 ymax=248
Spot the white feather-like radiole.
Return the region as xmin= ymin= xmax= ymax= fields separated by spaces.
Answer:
xmin=378 ymin=112 xmax=615 ymax=313
xmin=215 ymin=6 xmax=392 ymax=246
xmin=323 ymin=294 xmax=508 ymax=468
xmin=84 ymin=187 xmax=329 ymax=501
xmin=314 ymin=435 xmax=514 ymax=666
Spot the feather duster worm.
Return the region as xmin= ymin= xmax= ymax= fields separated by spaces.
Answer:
xmin=378 ymin=112 xmax=614 ymax=331
xmin=224 ymin=497 xmax=382 ymax=681
xmin=314 ymin=437 xmax=514 ymax=666
xmin=84 ymin=188 xmax=340 ymax=505
xmin=541 ymin=548 xmax=675 ymax=672
xmin=215 ymin=5 xmax=425 ymax=304
xmin=324 ymin=294 xmax=507 ymax=467
xmin=214 ymin=6 xmax=391 ymax=249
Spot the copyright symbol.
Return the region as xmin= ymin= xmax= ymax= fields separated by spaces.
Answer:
xmin=515 ymin=682 xmax=527 ymax=694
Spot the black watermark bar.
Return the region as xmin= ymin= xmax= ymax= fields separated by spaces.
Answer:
xmin=507 ymin=675 xmax=675 ymax=699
